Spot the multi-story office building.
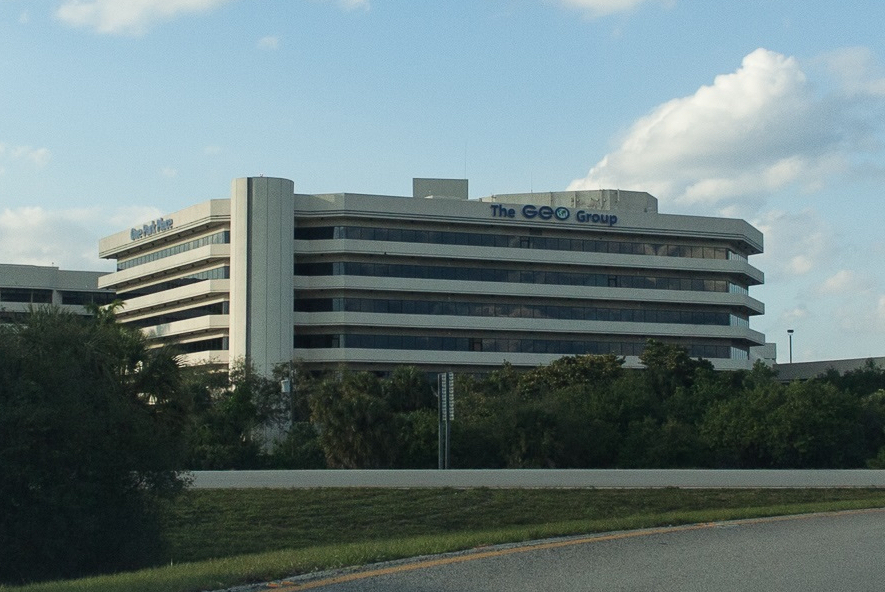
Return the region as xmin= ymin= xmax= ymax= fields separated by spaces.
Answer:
xmin=0 ymin=264 xmax=115 ymax=322
xmin=98 ymin=177 xmax=765 ymax=374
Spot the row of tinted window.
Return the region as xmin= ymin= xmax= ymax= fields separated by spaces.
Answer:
xmin=294 ymin=333 xmax=735 ymax=359
xmin=0 ymin=288 xmax=117 ymax=306
xmin=117 ymin=231 xmax=231 ymax=271
xmin=119 ymin=266 xmax=230 ymax=298
xmin=126 ymin=301 xmax=229 ymax=329
xmin=295 ymin=225 xmax=735 ymax=260
xmin=172 ymin=337 xmax=229 ymax=353
xmin=0 ymin=288 xmax=53 ymax=303
xmin=60 ymin=290 xmax=117 ymax=306
xmin=295 ymin=261 xmax=737 ymax=293
xmin=295 ymin=297 xmax=741 ymax=326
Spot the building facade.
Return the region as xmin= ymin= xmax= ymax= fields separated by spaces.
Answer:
xmin=0 ymin=264 xmax=115 ymax=322
xmin=98 ymin=176 xmax=765 ymax=373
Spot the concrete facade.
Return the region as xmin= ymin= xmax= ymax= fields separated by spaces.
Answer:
xmin=98 ymin=176 xmax=765 ymax=373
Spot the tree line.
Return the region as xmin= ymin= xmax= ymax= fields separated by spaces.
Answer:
xmin=191 ymin=339 xmax=885 ymax=472
xmin=3 ymin=306 xmax=885 ymax=582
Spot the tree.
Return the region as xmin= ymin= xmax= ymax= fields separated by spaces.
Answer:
xmin=640 ymin=340 xmax=714 ymax=401
xmin=0 ymin=306 xmax=189 ymax=583
xmin=516 ymin=354 xmax=625 ymax=400
xmin=309 ymin=370 xmax=396 ymax=468
xmin=186 ymin=359 xmax=286 ymax=469
xmin=767 ymin=380 xmax=865 ymax=468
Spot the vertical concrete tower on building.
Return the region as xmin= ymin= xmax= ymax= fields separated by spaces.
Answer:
xmin=229 ymin=177 xmax=295 ymax=374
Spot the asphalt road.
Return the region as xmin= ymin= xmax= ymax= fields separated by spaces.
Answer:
xmin=255 ymin=509 xmax=885 ymax=592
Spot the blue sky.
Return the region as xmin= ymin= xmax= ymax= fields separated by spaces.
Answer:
xmin=2 ymin=0 xmax=885 ymax=363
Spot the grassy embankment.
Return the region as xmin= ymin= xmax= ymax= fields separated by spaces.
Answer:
xmin=4 ymin=487 xmax=885 ymax=592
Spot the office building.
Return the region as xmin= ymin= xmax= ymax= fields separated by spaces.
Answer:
xmin=97 ymin=177 xmax=765 ymax=374
xmin=0 ymin=264 xmax=115 ymax=322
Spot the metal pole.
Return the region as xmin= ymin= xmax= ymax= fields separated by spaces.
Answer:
xmin=788 ymin=329 xmax=794 ymax=364
xmin=437 ymin=373 xmax=444 ymax=470
xmin=289 ymin=362 xmax=296 ymax=426
xmin=445 ymin=417 xmax=451 ymax=469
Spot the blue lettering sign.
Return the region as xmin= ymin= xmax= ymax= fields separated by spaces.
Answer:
xmin=490 ymin=203 xmax=618 ymax=227
xmin=130 ymin=217 xmax=174 ymax=241
xmin=490 ymin=204 xmax=516 ymax=218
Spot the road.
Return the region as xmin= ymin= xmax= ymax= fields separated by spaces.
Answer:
xmin=252 ymin=509 xmax=885 ymax=592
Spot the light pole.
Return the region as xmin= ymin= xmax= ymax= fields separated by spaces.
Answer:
xmin=787 ymin=329 xmax=794 ymax=364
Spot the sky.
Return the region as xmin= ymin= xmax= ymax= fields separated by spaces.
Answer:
xmin=2 ymin=0 xmax=885 ymax=364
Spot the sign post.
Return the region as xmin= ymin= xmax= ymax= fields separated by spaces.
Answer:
xmin=437 ymin=372 xmax=454 ymax=469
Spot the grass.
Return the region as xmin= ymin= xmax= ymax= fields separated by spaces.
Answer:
xmin=4 ymin=488 xmax=885 ymax=592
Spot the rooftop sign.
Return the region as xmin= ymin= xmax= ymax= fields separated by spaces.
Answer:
xmin=130 ymin=217 xmax=173 ymax=241
xmin=489 ymin=204 xmax=617 ymax=226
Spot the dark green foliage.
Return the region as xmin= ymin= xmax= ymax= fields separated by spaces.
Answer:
xmin=149 ymin=342 xmax=885 ymax=473
xmin=185 ymin=360 xmax=285 ymax=469
xmin=0 ymin=307 xmax=188 ymax=584
xmin=309 ymin=370 xmax=394 ymax=468
xmin=702 ymin=372 xmax=868 ymax=468
xmin=304 ymin=368 xmax=437 ymax=469
xmin=265 ymin=422 xmax=326 ymax=469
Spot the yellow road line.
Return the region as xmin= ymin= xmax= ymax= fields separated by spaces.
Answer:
xmin=269 ymin=523 xmax=711 ymax=591
xmin=267 ymin=508 xmax=885 ymax=591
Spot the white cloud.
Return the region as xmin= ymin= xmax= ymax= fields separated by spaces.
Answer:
xmin=820 ymin=47 xmax=885 ymax=97
xmin=820 ymin=270 xmax=860 ymax=295
xmin=0 ymin=206 xmax=163 ymax=271
xmin=257 ymin=35 xmax=279 ymax=50
xmin=568 ymin=48 xmax=879 ymax=213
xmin=336 ymin=0 xmax=369 ymax=10
xmin=0 ymin=143 xmax=51 ymax=168
xmin=554 ymin=0 xmax=671 ymax=17
xmin=309 ymin=0 xmax=369 ymax=11
xmin=55 ymin=0 xmax=232 ymax=35
xmin=161 ymin=167 xmax=178 ymax=178
xmin=877 ymin=296 xmax=885 ymax=325
xmin=752 ymin=208 xmax=835 ymax=279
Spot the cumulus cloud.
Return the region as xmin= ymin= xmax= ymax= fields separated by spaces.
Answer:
xmin=752 ymin=208 xmax=835 ymax=279
xmin=0 ymin=143 xmax=51 ymax=168
xmin=257 ymin=35 xmax=279 ymax=50
xmin=0 ymin=206 xmax=163 ymax=271
xmin=567 ymin=48 xmax=885 ymax=213
xmin=336 ymin=0 xmax=369 ymax=10
xmin=820 ymin=270 xmax=862 ymax=295
xmin=55 ymin=0 xmax=232 ymax=35
xmin=820 ymin=47 xmax=885 ymax=97
xmin=554 ymin=0 xmax=671 ymax=17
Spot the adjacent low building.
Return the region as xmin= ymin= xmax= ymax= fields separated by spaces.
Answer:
xmin=0 ymin=263 xmax=115 ymax=322
xmin=97 ymin=176 xmax=765 ymax=374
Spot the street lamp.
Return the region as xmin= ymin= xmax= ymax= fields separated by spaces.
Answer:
xmin=787 ymin=329 xmax=794 ymax=364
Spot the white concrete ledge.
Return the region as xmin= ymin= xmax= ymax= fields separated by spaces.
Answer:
xmin=189 ymin=469 xmax=885 ymax=489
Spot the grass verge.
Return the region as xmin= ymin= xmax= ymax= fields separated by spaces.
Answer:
xmin=3 ymin=488 xmax=885 ymax=592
